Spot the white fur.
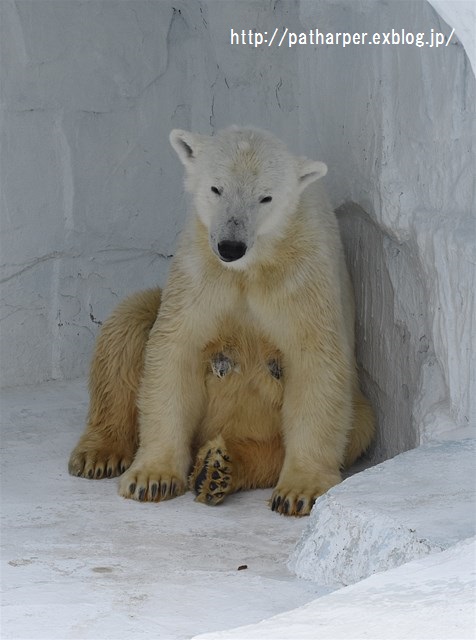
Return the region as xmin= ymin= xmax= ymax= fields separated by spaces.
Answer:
xmin=169 ymin=127 xmax=327 ymax=269
xmin=117 ymin=126 xmax=374 ymax=515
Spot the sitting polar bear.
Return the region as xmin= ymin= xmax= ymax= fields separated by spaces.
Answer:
xmin=68 ymin=126 xmax=375 ymax=516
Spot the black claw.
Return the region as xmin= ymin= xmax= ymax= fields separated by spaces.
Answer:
xmin=129 ymin=483 xmax=136 ymax=495
xmin=161 ymin=483 xmax=168 ymax=498
xmin=96 ymin=468 xmax=102 ymax=478
xmin=212 ymin=471 xmax=220 ymax=480
xmin=120 ymin=465 xmax=126 ymax=474
xmin=107 ymin=467 xmax=113 ymax=478
xmin=88 ymin=469 xmax=94 ymax=478
xmin=283 ymin=500 xmax=290 ymax=514
xmin=171 ymin=482 xmax=177 ymax=495
xmin=138 ymin=487 xmax=146 ymax=501
xmin=296 ymin=500 xmax=304 ymax=513
xmin=151 ymin=483 xmax=158 ymax=499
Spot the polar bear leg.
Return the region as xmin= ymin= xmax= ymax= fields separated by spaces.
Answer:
xmin=344 ymin=387 xmax=375 ymax=468
xmin=68 ymin=289 xmax=161 ymax=479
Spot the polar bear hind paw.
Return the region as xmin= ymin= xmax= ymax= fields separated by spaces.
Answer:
xmin=190 ymin=444 xmax=233 ymax=506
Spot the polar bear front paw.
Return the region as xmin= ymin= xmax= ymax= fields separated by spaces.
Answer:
xmin=68 ymin=444 xmax=133 ymax=479
xmin=119 ymin=465 xmax=186 ymax=502
xmin=271 ymin=469 xmax=341 ymax=516
xmin=270 ymin=487 xmax=319 ymax=517
xmin=189 ymin=441 xmax=233 ymax=506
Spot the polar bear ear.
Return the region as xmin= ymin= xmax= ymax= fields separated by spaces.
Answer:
xmin=169 ymin=129 xmax=205 ymax=168
xmin=297 ymin=158 xmax=328 ymax=191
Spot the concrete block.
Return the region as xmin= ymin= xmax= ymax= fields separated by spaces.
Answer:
xmin=289 ymin=435 xmax=475 ymax=586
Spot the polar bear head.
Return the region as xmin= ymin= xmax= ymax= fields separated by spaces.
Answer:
xmin=169 ymin=126 xmax=327 ymax=269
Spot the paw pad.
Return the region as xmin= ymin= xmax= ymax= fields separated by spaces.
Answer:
xmin=190 ymin=448 xmax=232 ymax=506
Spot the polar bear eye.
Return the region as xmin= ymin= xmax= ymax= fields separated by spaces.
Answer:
xmin=211 ymin=186 xmax=223 ymax=196
xmin=260 ymin=196 xmax=272 ymax=203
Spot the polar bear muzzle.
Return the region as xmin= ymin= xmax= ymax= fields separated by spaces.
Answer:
xmin=217 ymin=240 xmax=247 ymax=262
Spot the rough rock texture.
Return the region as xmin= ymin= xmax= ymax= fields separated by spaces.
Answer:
xmin=428 ymin=0 xmax=476 ymax=73
xmin=289 ymin=433 xmax=475 ymax=586
xmin=1 ymin=1 xmax=474 ymax=460
xmin=298 ymin=1 xmax=475 ymax=460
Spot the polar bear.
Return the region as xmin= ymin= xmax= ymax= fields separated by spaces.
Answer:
xmin=68 ymin=126 xmax=374 ymax=516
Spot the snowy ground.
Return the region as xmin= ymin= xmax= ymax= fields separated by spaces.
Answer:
xmin=2 ymin=379 xmax=475 ymax=640
xmin=0 ymin=379 xmax=329 ymax=640
xmin=195 ymin=537 xmax=476 ymax=640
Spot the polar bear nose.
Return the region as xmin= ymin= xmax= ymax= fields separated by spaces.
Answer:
xmin=217 ymin=241 xmax=247 ymax=262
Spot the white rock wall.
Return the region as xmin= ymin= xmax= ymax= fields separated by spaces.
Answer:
xmin=296 ymin=0 xmax=475 ymax=459
xmin=1 ymin=1 xmax=474 ymax=460
xmin=0 ymin=0 xmax=304 ymax=387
